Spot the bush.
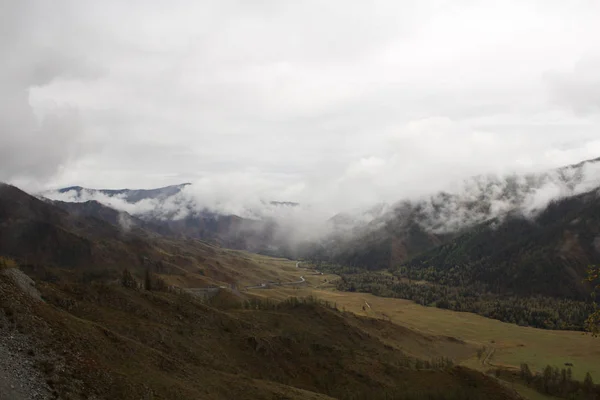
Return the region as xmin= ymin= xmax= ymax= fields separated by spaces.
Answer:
xmin=0 ymin=256 xmax=17 ymax=270
xmin=242 ymin=296 xmax=338 ymax=311
xmin=502 ymin=363 xmax=600 ymax=399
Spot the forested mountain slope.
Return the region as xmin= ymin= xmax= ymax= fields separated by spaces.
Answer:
xmin=403 ymin=188 xmax=600 ymax=299
xmin=316 ymin=157 xmax=600 ymax=272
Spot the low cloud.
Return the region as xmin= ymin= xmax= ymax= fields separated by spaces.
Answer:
xmin=44 ymin=158 xmax=600 ymax=245
xmin=406 ymin=158 xmax=600 ymax=233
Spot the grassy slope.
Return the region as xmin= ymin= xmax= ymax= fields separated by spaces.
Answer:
xmin=0 ymin=184 xmax=303 ymax=291
xmin=253 ymin=269 xmax=600 ymax=383
xmin=1 ymin=269 xmax=521 ymax=400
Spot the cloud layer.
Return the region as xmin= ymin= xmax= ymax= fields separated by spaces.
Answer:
xmin=45 ymin=158 xmax=600 ymax=245
xmin=3 ymin=0 xmax=600 ymax=213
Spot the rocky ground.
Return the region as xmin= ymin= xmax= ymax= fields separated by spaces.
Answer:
xmin=0 ymin=318 xmax=52 ymax=400
xmin=1 ymin=268 xmax=51 ymax=400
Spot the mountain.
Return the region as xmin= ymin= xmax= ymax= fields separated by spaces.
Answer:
xmin=0 ymin=183 xmax=95 ymax=268
xmin=0 ymin=183 xmax=293 ymax=288
xmin=44 ymin=183 xmax=302 ymax=254
xmin=52 ymin=196 xmax=279 ymax=251
xmin=316 ymin=157 xmax=600 ymax=271
xmin=0 ymin=182 xmax=521 ymax=399
xmin=270 ymin=201 xmax=300 ymax=207
xmin=56 ymin=182 xmax=191 ymax=203
xmin=50 ymin=199 xmax=175 ymax=237
xmin=37 ymin=156 xmax=600 ymax=300
xmin=401 ymin=188 xmax=600 ymax=299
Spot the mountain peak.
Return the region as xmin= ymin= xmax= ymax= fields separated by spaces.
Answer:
xmin=52 ymin=183 xmax=191 ymax=203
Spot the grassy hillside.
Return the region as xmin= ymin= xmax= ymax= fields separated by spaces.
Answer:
xmin=0 ymin=184 xmax=302 ymax=290
xmin=1 ymin=271 xmax=522 ymax=399
xmin=255 ymin=283 xmax=600 ymax=384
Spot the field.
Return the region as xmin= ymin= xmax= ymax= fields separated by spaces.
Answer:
xmin=246 ymin=263 xmax=600 ymax=383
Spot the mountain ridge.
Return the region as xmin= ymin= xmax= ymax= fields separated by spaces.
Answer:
xmin=31 ymin=156 xmax=600 ymax=301
xmin=317 ymin=156 xmax=600 ymax=269
xmin=56 ymin=182 xmax=192 ymax=202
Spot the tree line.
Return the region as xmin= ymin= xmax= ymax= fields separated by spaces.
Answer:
xmin=497 ymin=363 xmax=600 ymax=399
xmin=335 ymin=271 xmax=594 ymax=330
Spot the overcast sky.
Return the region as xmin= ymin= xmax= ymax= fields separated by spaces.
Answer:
xmin=2 ymin=0 xmax=600 ymax=211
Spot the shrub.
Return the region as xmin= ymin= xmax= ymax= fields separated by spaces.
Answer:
xmin=0 ymin=256 xmax=17 ymax=270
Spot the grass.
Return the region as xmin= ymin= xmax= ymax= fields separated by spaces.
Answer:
xmin=249 ymin=268 xmax=600 ymax=383
xmin=154 ymin=245 xmax=303 ymax=290
xmin=0 ymin=256 xmax=17 ymax=270
xmin=1 ymin=271 xmax=520 ymax=400
xmin=510 ymin=382 xmax=561 ymax=400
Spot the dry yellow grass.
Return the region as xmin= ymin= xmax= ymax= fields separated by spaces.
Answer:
xmin=0 ymin=256 xmax=17 ymax=270
xmin=248 ymin=265 xmax=600 ymax=383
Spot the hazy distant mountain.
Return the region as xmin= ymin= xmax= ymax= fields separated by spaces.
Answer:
xmin=44 ymin=183 xmax=299 ymax=253
xmin=41 ymin=157 xmax=600 ymax=277
xmin=270 ymin=201 xmax=300 ymax=207
xmin=330 ymin=157 xmax=600 ymax=233
xmin=47 ymin=183 xmax=300 ymax=220
xmin=314 ymin=157 xmax=600 ymax=271
xmin=328 ymin=203 xmax=391 ymax=232
xmin=56 ymin=183 xmax=191 ymax=203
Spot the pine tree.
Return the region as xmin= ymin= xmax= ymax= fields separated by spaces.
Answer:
xmin=121 ymin=269 xmax=136 ymax=288
xmin=583 ymin=372 xmax=594 ymax=393
xmin=144 ymin=268 xmax=152 ymax=291
xmin=543 ymin=365 xmax=553 ymax=393
xmin=586 ymin=265 xmax=599 ymax=336
xmin=415 ymin=359 xmax=424 ymax=370
xmin=520 ymin=363 xmax=533 ymax=384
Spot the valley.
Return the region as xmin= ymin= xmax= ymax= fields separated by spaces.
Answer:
xmin=5 ymin=3 xmax=600 ymax=398
xmin=245 ymin=263 xmax=600 ymax=400
xmin=254 ymin=281 xmax=600 ymax=382
xmin=2 ymin=156 xmax=600 ymax=399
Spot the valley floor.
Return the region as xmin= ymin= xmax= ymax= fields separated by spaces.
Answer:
xmin=247 ymin=266 xmax=600 ymax=383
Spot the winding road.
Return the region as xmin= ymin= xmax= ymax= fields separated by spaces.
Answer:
xmin=244 ymin=261 xmax=307 ymax=290
xmin=183 ymin=261 xmax=315 ymax=293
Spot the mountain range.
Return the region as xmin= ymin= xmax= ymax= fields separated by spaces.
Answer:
xmin=0 ymin=182 xmax=526 ymax=399
xmin=313 ymin=157 xmax=600 ymax=297
xmin=38 ymin=156 xmax=600 ymax=301
xmin=2 ymin=158 xmax=600 ymax=398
